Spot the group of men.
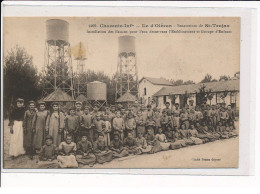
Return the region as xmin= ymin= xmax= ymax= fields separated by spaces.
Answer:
xmin=8 ymin=98 xmax=238 ymax=168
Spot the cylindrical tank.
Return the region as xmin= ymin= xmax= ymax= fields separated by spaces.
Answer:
xmin=46 ymin=19 xmax=69 ymax=45
xmin=87 ymin=81 xmax=107 ymax=101
xmin=118 ymin=36 xmax=136 ymax=53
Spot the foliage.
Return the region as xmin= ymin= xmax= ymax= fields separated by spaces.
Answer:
xmin=200 ymin=74 xmax=218 ymax=83
xmin=219 ymin=75 xmax=231 ymax=81
xmin=3 ymin=45 xmax=42 ymax=116
xmin=196 ymin=85 xmax=214 ymax=106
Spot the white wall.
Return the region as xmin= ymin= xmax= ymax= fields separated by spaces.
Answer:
xmin=139 ymin=79 xmax=167 ymax=106
xmin=157 ymin=92 xmax=240 ymax=109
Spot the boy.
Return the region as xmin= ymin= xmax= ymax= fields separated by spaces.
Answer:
xmin=23 ymin=100 xmax=37 ymax=159
xmin=123 ymin=132 xmax=138 ymax=154
xmin=220 ymin=107 xmax=229 ymax=126
xmin=146 ymin=115 xmax=156 ymax=134
xmin=80 ymin=106 xmax=94 ymax=143
xmin=57 ymin=135 xmax=78 ymax=168
xmin=110 ymin=132 xmax=128 ymax=158
xmin=195 ymin=106 xmax=204 ymax=123
xmin=113 ymin=111 xmax=125 ymax=141
xmin=64 ymin=107 xmax=80 ymax=142
xmin=135 ymin=111 xmax=146 ymax=135
xmin=163 ymin=102 xmax=172 ymax=116
xmin=38 ymin=135 xmax=59 ymax=168
xmin=144 ymin=127 xmax=162 ymax=154
xmin=125 ymin=112 xmax=137 ymax=138
xmin=153 ymin=108 xmax=162 ymax=134
xmin=32 ymin=101 xmax=50 ymax=152
xmin=160 ymin=110 xmax=171 ymax=133
xmin=75 ymin=101 xmax=84 ymax=117
xmin=205 ymin=105 xmax=213 ymax=126
xmin=102 ymin=114 xmax=112 ymax=146
xmin=140 ymin=105 xmax=148 ymax=122
xmin=91 ymin=104 xmax=100 ymax=122
xmin=147 ymin=105 xmax=154 ymax=118
xmin=135 ymin=132 xmax=152 ymax=154
xmin=216 ymin=121 xmax=229 ymax=139
xmin=154 ymin=127 xmax=170 ymax=151
xmin=227 ymin=105 xmax=235 ymax=129
xmin=188 ymin=123 xmax=203 ymax=145
xmin=76 ymin=134 xmax=96 ymax=167
xmin=93 ymin=133 xmax=113 ymax=164
xmin=180 ymin=108 xmax=189 ymax=130
xmin=93 ymin=113 xmax=105 ymax=141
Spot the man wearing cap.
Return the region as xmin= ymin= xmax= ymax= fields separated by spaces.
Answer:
xmin=23 ymin=100 xmax=37 ymax=159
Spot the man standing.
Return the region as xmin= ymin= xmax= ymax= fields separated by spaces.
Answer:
xmin=75 ymin=101 xmax=83 ymax=117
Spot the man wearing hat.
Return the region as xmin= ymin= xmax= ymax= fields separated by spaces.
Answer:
xmin=23 ymin=100 xmax=37 ymax=159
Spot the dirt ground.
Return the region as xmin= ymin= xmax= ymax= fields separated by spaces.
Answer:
xmin=3 ymin=120 xmax=239 ymax=169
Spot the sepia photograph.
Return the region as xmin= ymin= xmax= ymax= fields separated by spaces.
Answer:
xmin=3 ymin=16 xmax=240 ymax=169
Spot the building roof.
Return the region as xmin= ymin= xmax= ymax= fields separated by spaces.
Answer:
xmin=153 ymin=79 xmax=240 ymax=97
xmin=139 ymin=77 xmax=174 ymax=86
xmin=42 ymin=89 xmax=76 ymax=102
xmin=76 ymin=94 xmax=88 ymax=102
xmin=116 ymin=92 xmax=137 ymax=103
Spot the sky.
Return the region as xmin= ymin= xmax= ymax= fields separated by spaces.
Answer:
xmin=4 ymin=17 xmax=240 ymax=83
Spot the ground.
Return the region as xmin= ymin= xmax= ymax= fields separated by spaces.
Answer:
xmin=3 ymin=120 xmax=239 ymax=169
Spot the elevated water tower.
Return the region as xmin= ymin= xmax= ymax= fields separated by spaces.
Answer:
xmin=72 ymin=42 xmax=87 ymax=98
xmin=42 ymin=19 xmax=74 ymax=98
xmin=115 ymin=35 xmax=139 ymax=100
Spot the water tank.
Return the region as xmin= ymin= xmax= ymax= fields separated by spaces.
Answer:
xmin=46 ymin=19 xmax=69 ymax=46
xmin=87 ymin=81 xmax=107 ymax=101
xmin=118 ymin=36 xmax=135 ymax=53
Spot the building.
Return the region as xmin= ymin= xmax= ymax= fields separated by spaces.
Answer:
xmin=153 ymin=79 xmax=240 ymax=110
xmin=139 ymin=77 xmax=174 ymax=106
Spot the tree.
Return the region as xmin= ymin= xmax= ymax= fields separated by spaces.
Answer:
xmin=184 ymin=80 xmax=195 ymax=85
xmin=219 ymin=75 xmax=231 ymax=81
xmin=200 ymin=74 xmax=213 ymax=83
xmin=4 ymin=45 xmax=42 ymax=117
